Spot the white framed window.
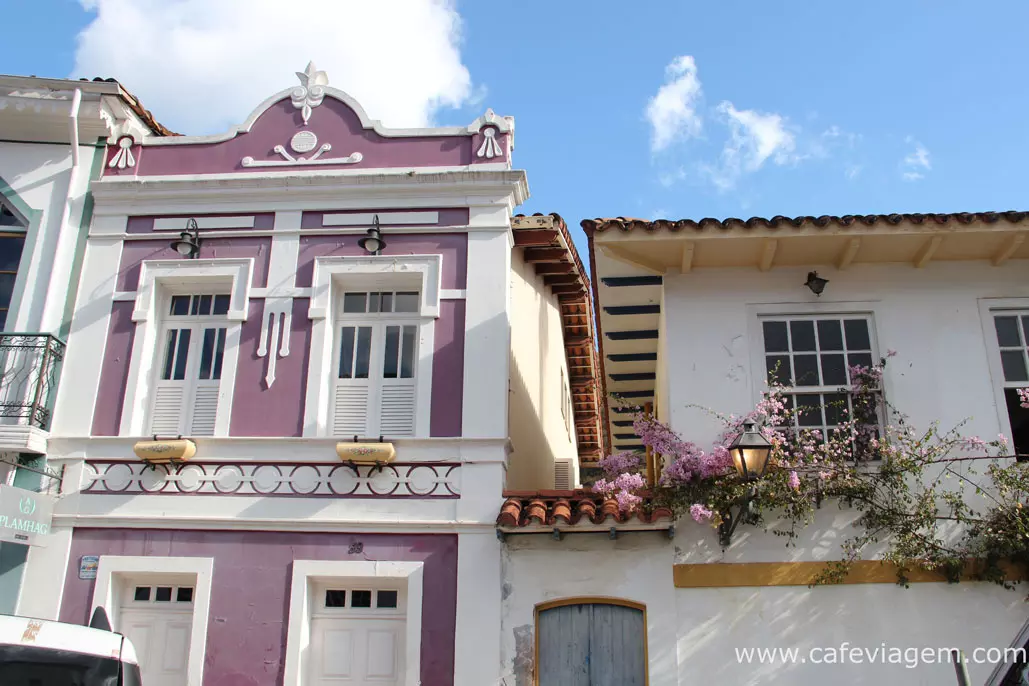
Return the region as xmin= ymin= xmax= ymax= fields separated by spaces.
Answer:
xmin=149 ymin=293 xmax=231 ymax=436
xmin=332 ymin=291 xmax=421 ymax=438
xmin=758 ymin=314 xmax=881 ymax=439
xmin=989 ymin=309 xmax=1029 ymax=456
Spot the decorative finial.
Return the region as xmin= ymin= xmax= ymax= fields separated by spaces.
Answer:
xmin=292 ymin=61 xmax=329 ymax=125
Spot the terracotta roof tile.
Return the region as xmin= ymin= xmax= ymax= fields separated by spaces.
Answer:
xmin=496 ymin=490 xmax=673 ymax=529
xmin=582 ymin=211 xmax=1029 ymax=236
xmin=83 ymin=77 xmax=177 ymax=137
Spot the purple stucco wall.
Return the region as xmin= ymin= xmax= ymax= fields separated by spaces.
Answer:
xmin=117 ymin=237 xmax=272 ymax=291
xmin=431 ymin=300 xmax=465 ymax=437
xmin=60 ymin=528 xmax=458 ymax=685
xmin=229 ymin=298 xmax=312 ymax=436
xmin=90 ymin=301 xmax=136 ymax=436
xmin=105 ymin=97 xmax=508 ymax=177
xmin=126 ymin=214 xmax=275 ymax=234
xmin=295 ymin=233 xmax=467 ymax=290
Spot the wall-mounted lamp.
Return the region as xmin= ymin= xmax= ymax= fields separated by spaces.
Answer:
xmin=170 ymin=218 xmax=202 ymax=259
xmin=358 ymin=214 xmax=387 ymax=255
xmin=719 ymin=420 xmax=773 ymax=547
xmin=804 ymin=271 xmax=828 ymax=297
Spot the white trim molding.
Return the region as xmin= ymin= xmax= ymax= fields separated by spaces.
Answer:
xmin=90 ymin=555 xmax=214 ymax=686
xmin=322 ymin=211 xmax=440 ymax=227
xmin=133 ymin=258 xmax=254 ymax=323
xmin=282 ymin=559 xmax=424 ymax=686
xmin=302 ymin=255 xmax=441 ymax=438
xmin=152 ymin=216 xmax=255 ymax=231
xmin=308 ymin=255 xmax=442 ymax=320
xmin=119 ymin=258 xmax=253 ymax=437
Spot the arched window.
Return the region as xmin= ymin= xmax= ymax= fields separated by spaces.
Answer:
xmin=535 ymin=598 xmax=647 ymax=686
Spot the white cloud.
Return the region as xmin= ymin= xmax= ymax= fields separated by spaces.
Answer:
xmin=846 ymin=164 xmax=862 ymax=180
xmin=901 ymin=136 xmax=931 ymax=181
xmin=645 ymin=55 xmax=703 ymax=152
xmin=701 ymin=101 xmax=797 ymax=190
xmin=73 ymin=0 xmax=474 ymax=134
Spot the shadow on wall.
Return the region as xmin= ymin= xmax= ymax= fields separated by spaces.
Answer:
xmin=507 ymin=351 xmax=558 ymax=491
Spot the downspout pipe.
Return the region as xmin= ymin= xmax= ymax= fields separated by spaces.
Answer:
xmin=68 ymin=88 xmax=81 ymax=166
xmin=37 ymin=89 xmax=83 ymax=334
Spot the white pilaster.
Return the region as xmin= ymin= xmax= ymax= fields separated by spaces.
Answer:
xmin=50 ymin=233 xmax=125 ymax=436
xmin=461 ymin=229 xmax=511 ymax=438
xmin=454 ymin=531 xmax=503 ymax=686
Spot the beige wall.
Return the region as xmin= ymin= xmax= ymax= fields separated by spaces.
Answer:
xmin=506 ymin=250 xmax=579 ymax=490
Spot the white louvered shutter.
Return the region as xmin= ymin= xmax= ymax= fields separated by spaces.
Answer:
xmin=332 ymin=325 xmax=373 ymax=438
xmin=554 ymin=460 xmax=572 ymax=490
xmin=378 ymin=324 xmax=417 ymax=437
xmin=186 ymin=326 xmax=225 ymax=437
xmin=149 ymin=327 xmax=191 ymax=435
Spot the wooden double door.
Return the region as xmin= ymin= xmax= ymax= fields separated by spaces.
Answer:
xmin=537 ymin=601 xmax=647 ymax=686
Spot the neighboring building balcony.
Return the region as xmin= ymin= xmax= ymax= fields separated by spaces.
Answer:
xmin=0 ymin=333 xmax=66 ymax=453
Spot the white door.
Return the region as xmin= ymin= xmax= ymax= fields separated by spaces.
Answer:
xmin=308 ymin=586 xmax=406 ymax=686
xmin=118 ymin=583 xmax=195 ymax=686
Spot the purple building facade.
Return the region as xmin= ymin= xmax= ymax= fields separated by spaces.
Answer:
xmin=28 ymin=63 xmax=527 ymax=686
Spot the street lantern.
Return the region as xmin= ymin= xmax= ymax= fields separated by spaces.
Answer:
xmin=170 ymin=218 xmax=201 ymax=259
xmin=358 ymin=215 xmax=387 ymax=254
xmin=804 ymin=271 xmax=829 ymax=296
xmin=728 ymin=420 xmax=773 ymax=481
xmin=719 ymin=420 xmax=774 ymax=548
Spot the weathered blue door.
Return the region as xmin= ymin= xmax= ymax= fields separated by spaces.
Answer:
xmin=537 ymin=602 xmax=646 ymax=686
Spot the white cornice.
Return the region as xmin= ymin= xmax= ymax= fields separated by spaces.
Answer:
xmin=90 ymin=168 xmax=530 ymax=213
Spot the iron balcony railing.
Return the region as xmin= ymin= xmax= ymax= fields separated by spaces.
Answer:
xmin=0 ymin=333 xmax=66 ymax=430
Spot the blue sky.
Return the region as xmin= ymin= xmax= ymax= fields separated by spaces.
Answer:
xmin=4 ymin=1 xmax=1028 ymax=262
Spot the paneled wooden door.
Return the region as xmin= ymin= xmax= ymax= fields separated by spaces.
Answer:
xmin=537 ymin=602 xmax=647 ymax=686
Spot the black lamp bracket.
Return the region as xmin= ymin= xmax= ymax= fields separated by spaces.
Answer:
xmin=718 ymin=486 xmax=760 ymax=548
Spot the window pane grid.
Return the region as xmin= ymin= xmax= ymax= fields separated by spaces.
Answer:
xmin=762 ymin=315 xmax=882 ymax=457
xmin=340 ymin=291 xmax=420 ymax=315
xmin=763 ymin=316 xmax=874 ymax=392
xmin=994 ymin=312 xmax=1029 ymax=385
xmin=169 ymin=294 xmax=231 ymax=318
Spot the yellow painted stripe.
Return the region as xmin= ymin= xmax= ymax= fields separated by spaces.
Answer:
xmin=673 ymin=560 xmax=1022 ymax=588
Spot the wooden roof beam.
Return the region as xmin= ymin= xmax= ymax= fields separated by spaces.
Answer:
xmin=914 ymin=235 xmax=943 ymax=268
xmin=512 ymin=229 xmax=558 ymax=247
xmin=758 ymin=238 xmax=778 ymax=272
xmin=837 ymin=238 xmax=861 ymax=270
xmin=522 ymin=247 xmax=569 ymax=262
xmin=993 ymin=233 xmax=1026 ymax=266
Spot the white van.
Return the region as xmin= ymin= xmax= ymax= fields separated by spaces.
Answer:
xmin=0 ymin=610 xmax=142 ymax=686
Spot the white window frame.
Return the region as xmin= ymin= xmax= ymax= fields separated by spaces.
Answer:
xmin=119 ymin=258 xmax=252 ymax=437
xmin=148 ymin=292 xmax=232 ymax=436
xmin=90 ymin=555 xmax=214 ymax=686
xmin=282 ymin=560 xmax=424 ymax=686
xmin=978 ymin=297 xmax=1029 ymax=451
xmin=747 ymin=302 xmax=888 ymax=438
xmin=333 ymin=295 xmax=422 ymax=438
xmin=303 ymin=256 xmax=441 ymax=438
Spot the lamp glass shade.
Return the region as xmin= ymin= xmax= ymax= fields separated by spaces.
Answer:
xmin=359 ymin=235 xmax=383 ymax=253
xmin=728 ymin=420 xmax=773 ymax=480
xmin=172 ymin=234 xmax=195 ymax=256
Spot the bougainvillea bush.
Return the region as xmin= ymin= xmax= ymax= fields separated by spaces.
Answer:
xmin=594 ymin=359 xmax=1029 ymax=585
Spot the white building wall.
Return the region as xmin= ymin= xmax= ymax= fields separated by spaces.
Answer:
xmin=0 ymin=141 xmax=101 ymax=334
xmin=501 ymin=259 xmax=1029 ymax=685
xmin=506 ymin=250 xmax=579 ymax=490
